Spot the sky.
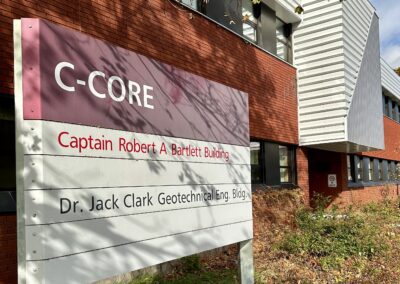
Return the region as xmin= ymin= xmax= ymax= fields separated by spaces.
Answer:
xmin=371 ymin=0 xmax=400 ymax=68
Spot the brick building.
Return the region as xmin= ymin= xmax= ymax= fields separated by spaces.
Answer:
xmin=0 ymin=0 xmax=400 ymax=282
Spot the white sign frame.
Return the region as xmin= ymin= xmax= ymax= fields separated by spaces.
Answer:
xmin=14 ymin=19 xmax=254 ymax=284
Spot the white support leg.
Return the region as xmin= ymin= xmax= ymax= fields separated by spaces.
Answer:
xmin=239 ymin=239 xmax=254 ymax=284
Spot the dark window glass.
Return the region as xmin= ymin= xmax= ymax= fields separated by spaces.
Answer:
xmin=348 ymin=156 xmax=400 ymax=185
xmin=276 ymin=18 xmax=292 ymax=63
xmin=250 ymin=141 xmax=295 ymax=185
xmin=368 ymin=158 xmax=374 ymax=181
xmin=250 ymin=141 xmax=262 ymax=184
xmin=180 ymin=0 xmax=292 ymax=63
xmin=279 ymin=145 xmax=292 ymax=183
xmin=388 ymin=161 xmax=393 ymax=180
xmin=181 ymin=0 xmax=197 ymax=9
xmin=388 ymin=161 xmax=397 ymax=180
xmin=378 ymin=160 xmax=383 ymax=181
xmin=383 ymin=160 xmax=389 ymax=181
xmin=0 ymin=120 xmax=15 ymax=191
xmin=397 ymin=104 xmax=400 ymax=122
xmin=356 ymin=156 xmax=363 ymax=181
xmin=385 ymin=96 xmax=389 ymax=116
xmin=0 ymin=118 xmax=16 ymax=213
xmin=392 ymin=101 xmax=397 ymax=119
xmin=347 ymin=155 xmax=354 ymax=182
xmin=242 ymin=0 xmax=257 ymax=42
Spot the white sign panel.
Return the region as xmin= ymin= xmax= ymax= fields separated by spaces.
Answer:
xmin=14 ymin=19 xmax=252 ymax=283
xmin=328 ymin=174 xmax=337 ymax=188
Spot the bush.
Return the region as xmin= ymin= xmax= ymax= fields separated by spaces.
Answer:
xmin=279 ymin=207 xmax=387 ymax=269
xmin=181 ymin=255 xmax=201 ymax=274
xmin=363 ymin=200 xmax=399 ymax=220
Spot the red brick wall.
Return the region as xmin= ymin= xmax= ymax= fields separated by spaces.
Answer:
xmin=361 ymin=117 xmax=400 ymax=161
xmin=308 ymin=148 xmax=400 ymax=207
xmin=0 ymin=0 xmax=299 ymax=281
xmin=335 ymin=184 xmax=400 ymax=205
xmin=308 ymin=149 xmax=347 ymax=206
xmin=296 ymin=147 xmax=310 ymax=206
xmin=0 ymin=215 xmax=17 ymax=284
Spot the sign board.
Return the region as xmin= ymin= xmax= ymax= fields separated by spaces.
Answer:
xmin=328 ymin=174 xmax=337 ymax=188
xmin=14 ymin=19 xmax=252 ymax=283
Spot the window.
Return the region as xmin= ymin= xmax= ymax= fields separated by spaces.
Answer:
xmin=180 ymin=0 xmax=197 ymax=9
xmin=397 ymin=104 xmax=400 ymax=122
xmin=348 ymin=155 xmax=400 ymax=185
xmin=396 ymin=162 xmax=400 ymax=180
xmin=0 ymin=95 xmax=17 ymax=213
xmin=378 ymin=159 xmax=383 ymax=181
xmin=276 ymin=18 xmax=292 ymax=62
xmin=384 ymin=96 xmax=389 ymax=116
xmin=242 ymin=0 xmax=257 ymax=42
xmin=250 ymin=141 xmax=262 ymax=184
xmin=250 ymin=140 xmax=296 ymax=186
xmin=184 ymin=0 xmax=293 ymax=63
xmin=347 ymin=155 xmax=355 ymax=182
xmin=368 ymin=158 xmax=374 ymax=181
xmin=356 ymin=157 xmax=363 ymax=181
xmin=392 ymin=101 xmax=397 ymax=119
xmin=388 ymin=161 xmax=397 ymax=181
xmin=279 ymin=145 xmax=292 ymax=183
xmin=383 ymin=93 xmax=400 ymax=122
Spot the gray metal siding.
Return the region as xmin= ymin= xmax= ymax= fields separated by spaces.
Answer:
xmin=295 ymin=0 xmax=384 ymax=152
xmin=347 ymin=15 xmax=384 ymax=150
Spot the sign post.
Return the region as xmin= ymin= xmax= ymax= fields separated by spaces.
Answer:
xmin=14 ymin=18 xmax=253 ymax=283
xmin=239 ymin=239 xmax=254 ymax=283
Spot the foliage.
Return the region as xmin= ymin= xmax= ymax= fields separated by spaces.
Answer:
xmin=395 ymin=67 xmax=400 ymax=76
xmin=312 ymin=192 xmax=332 ymax=211
xmin=120 ymin=270 xmax=237 ymax=284
xmin=118 ymin=253 xmax=237 ymax=284
xmin=180 ymin=255 xmax=201 ymax=274
xmin=119 ymin=274 xmax=161 ymax=284
xmin=279 ymin=205 xmax=387 ymax=270
xmin=362 ymin=200 xmax=400 ymax=223
xmin=294 ymin=5 xmax=304 ymax=14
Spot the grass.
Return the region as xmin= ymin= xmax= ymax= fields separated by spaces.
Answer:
xmin=118 ymin=255 xmax=238 ymax=284
xmin=279 ymin=207 xmax=386 ymax=268
xmin=120 ymin=269 xmax=238 ymax=284
xmin=257 ymin=197 xmax=400 ymax=283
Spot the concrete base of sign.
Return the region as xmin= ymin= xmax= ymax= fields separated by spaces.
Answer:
xmin=239 ymin=239 xmax=254 ymax=284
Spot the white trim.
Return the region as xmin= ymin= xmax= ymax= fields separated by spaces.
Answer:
xmin=13 ymin=19 xmax=26 ymax=284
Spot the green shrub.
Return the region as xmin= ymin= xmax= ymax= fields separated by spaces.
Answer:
xmin=120 ymin=274 xmax=160 ymax=284
xmin=279 ymin=207 xmax=387 ymax=269
xmin=363 ymin=200 xmax=399 ymax=219
xmin=181 ymin=255 xmax=201 ymax=273
xmin=121 ymin=270 xmax=237 ymax=284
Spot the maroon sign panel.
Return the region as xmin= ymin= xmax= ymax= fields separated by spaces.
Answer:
xmin=22 ymin=19 xmax=249 ymax=146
